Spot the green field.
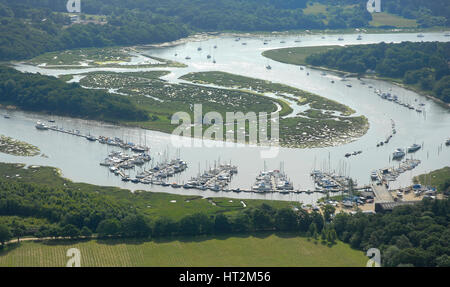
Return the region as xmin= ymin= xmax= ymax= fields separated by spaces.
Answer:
xmin=370 ymin=12 xmax=418 ymax=28
xmin=414 ymin=167 xmax=450 ymax=193
xmin=0 ymin=234 xmax=367 ymax=267
xmin=262 ymin=46 xmax=340 ymax=66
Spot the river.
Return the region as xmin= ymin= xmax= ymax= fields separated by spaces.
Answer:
xmin=1 ymin=31 xmax=449 ymax=204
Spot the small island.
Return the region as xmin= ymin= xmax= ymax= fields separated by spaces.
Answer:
xmin=0 ymin=135 xmax=40 ymax=157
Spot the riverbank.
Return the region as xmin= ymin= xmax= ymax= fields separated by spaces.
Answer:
xmin=262 ymin=45 xmax=450 ymax=110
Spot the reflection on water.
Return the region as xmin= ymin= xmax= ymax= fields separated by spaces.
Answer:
xmin=2 ymin=32 xmax=450 ymax=203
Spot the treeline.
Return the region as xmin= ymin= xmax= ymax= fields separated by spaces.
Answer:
xmin=305 ymin=42 xmax=450 ymax=103
xmin=0 ymin=178 xmax=332 ymax=245
xmin=0 ymin=0 xmax=372 ymax=61
xmin=333 ymin=198 xmax=450 ymax=267
xmin=0 ymin=66 xmax=149 ymax=122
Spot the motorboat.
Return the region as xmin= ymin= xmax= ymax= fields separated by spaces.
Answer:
xmin=392 ymin=148 xmax=406 ymax=159
xmin=407 ymin=144 xmax=421 ymax=153
xmin=35 ymin=121 xmax=49 ymax=130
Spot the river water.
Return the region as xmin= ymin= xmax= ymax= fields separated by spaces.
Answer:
xmin=1 ymin=31 xmax=449 ymax=204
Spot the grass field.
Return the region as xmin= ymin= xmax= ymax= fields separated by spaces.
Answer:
xmin=0 ymin=234 xmax=367 ymax=267
xmin=370 ymin=12 xmax=418 ymax=28
xmin=414 ymin=167 xmax=450 ymax=193
xmin=262 ymin=46 xmax=340 ymax=66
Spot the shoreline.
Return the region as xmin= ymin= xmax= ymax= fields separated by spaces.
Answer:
xmin=262 ymin=49 xmax=450 ymax=110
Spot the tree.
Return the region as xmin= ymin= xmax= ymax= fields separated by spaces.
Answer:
xmin=61 ymin=224 xmax=80 ymax=239
xmin=309 ymin=223 xmax=318 ymax=240
xmin=153 ymin=217 xmax=176 ymax=237
xmin=11 ymin=222 xmax=26 ymax=242
xmin=328 ymin=228 xmax=337 ymax=244
xmin=121 ymin=215 xmax=151 ymax=238
xmin=0 ymin=224 xmax=12 ymax=247
xmin=274 ymin=208 xmax=298 ymax=231
xmin=96 ymin=219 xmax=121 ymax=238
xmin=214 ymin=214 xmax=231 ymax=234
xmin=322 ymin=205 xmax=336 ymax=222
xmin=80 ymin=226 xmax=92 ymax=238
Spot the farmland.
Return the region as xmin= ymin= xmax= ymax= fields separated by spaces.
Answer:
xmin=0 ymin=234 xmax=367 ymax=267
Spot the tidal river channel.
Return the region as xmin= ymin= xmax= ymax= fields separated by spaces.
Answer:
xmin=1 ymin=31 xmax=449 ymax=204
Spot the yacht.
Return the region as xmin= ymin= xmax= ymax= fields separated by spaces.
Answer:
xmin=131 ymin=145 xmax=148 ymax=153
xmin=370 ymin=171 xmax=378 ymax=181
xmin=86 ymin=135 xmax=97 ymax=142
xmin=392 ymin=148 xmax=406 ymax=159
xmin=407 ymin=144 xmax=421 ymax=153
xmin=35 ymin=121 xmax=49 ymax=130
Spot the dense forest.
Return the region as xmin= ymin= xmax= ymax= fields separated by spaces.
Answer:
xmin=0 ymin=176 xmax=449 ymax=267
xmin=305 ymin=42 xmax=450 ymax=103
xmin=0 ymin=66 xmax=149 ymax=121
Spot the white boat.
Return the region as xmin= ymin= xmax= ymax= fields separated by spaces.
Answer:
xmin=370 ymin=171 xmax=378 ymax=180
xmin=392 ymin=148 xmax=406 ymax=159
xmin=35 ymin=121 xmax=49 ymax=130
xmin=407 ymin=144 xmax=421 ymax=153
